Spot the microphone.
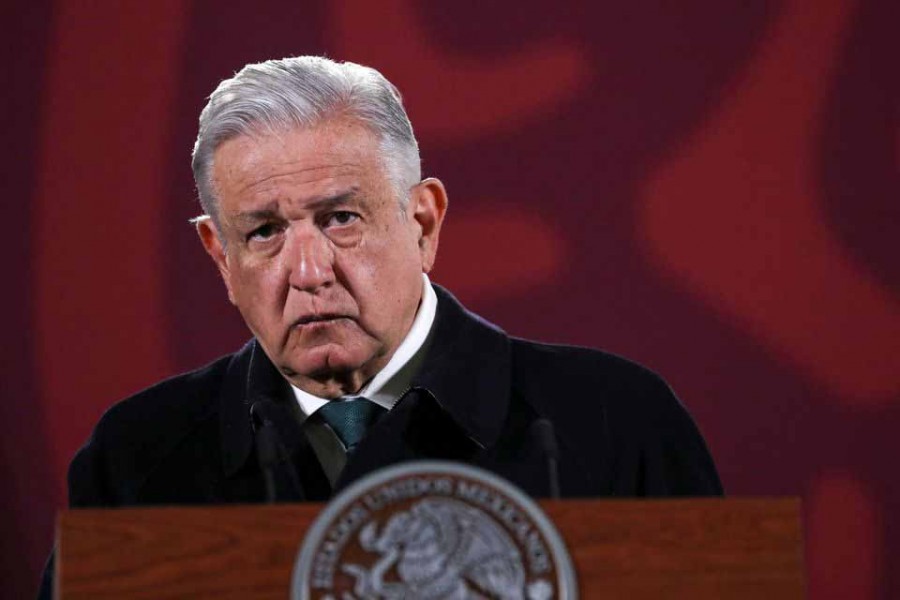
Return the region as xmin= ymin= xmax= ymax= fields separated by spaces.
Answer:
xmin=250 ymin=399 xmax=280 ymax=503
xmin=530 ymin=418 xmax=561 ymax=499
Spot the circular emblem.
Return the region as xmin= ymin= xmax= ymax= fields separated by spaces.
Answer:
xmin=291 ymin=461 xmax=577 ymax=599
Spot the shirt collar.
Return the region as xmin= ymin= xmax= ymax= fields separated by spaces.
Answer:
xmin=291 ymin=274 xmax=438 ymax=415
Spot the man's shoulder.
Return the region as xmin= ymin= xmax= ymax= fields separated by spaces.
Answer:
xmin=95 ymin=350 xmax=236 ymax=434
xmin=509 ymin=337 xmax=673 ymax=405
xmin=68 ymin=346 xmax=251 ymax=506
xmin=431 ymin=285 xmax=684 ymax=418
xmin=82 ymin=349 xmax=242 ymax=468
xmin=507 ymin=336 xmax=706 ymax=448
xmin=508 ymin=336 xmax=722 ymax=495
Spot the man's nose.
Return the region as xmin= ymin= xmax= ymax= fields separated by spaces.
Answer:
xmin=286 ymin=227 xmax=336 ymax=292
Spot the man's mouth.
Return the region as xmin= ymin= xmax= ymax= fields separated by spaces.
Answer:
xmin=292 ymin=314 xmax=350 ymax=327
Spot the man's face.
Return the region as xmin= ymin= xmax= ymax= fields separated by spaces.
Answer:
xmin=198 ymin=119 xmax=446 ymax=397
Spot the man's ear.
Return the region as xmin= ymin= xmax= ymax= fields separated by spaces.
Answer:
xmin=410 ymin=178 xmax=448 ymax=273
xmin=195 ymin=216 xmax=237 ymax=305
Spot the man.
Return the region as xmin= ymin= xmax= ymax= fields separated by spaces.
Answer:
xmin=70 ymin=55 xmax=722 ymax=509
xmin=39 ymin=54 xmax=721 ymax=598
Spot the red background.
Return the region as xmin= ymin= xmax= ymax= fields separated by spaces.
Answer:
xmin=3 ymin=0 xmax=898 ymax=597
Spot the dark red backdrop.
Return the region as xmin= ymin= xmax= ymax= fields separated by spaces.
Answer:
xmin=4 ymin=1 xmax=898 ymax=597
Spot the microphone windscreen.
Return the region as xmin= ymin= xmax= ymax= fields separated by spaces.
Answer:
xmin=531 ymin=418 xmax=560 ymax=460
xmin=249 ymin=398 xmax=276 ymax=430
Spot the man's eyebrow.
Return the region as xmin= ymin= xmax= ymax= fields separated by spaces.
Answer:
xmin=232 ymin=203 xmax=279 ymax=227
xmin=306 ymin=188 xmax=360 ymax=211
xmin=233 ymin=188 xmax=361 ymax=224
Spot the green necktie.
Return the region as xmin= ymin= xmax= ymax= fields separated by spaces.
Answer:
xmin=317 ymin=396 xmax=384 ymax=451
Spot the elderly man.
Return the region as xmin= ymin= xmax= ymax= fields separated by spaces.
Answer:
xmin=67 ymin=57 xmax=722 ymax=508
xmin=39 ymin=55 xmax=721 ymax=597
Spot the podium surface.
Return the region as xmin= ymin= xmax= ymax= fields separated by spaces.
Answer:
xmin=57 ymin=498 xmax=803 ymax=599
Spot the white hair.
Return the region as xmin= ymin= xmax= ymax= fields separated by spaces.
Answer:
xmin=191 ymin=56 xmax=421 ymax=222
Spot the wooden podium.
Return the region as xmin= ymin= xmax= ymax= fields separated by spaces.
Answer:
xmin=56 ymin=499 xmax=804 ymax=599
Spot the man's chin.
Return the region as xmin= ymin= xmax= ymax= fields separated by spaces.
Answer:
xmin=279 ymin=343 xmax=381 ymax=392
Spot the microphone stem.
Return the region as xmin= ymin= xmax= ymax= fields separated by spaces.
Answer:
xmin=251 ymin=402 xmax=282 ymax=504
xmin=262 ymin=462 xmax=277 ymax=504
xmin=548 ymin=457 xmax=560 ymax=499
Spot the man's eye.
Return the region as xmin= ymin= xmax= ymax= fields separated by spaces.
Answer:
xmin=247 ymin=223 xmax=280 ymax=242
xmin=324 ymin=211 xmax=359 ymax=227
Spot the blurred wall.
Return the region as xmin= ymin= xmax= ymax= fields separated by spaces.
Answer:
xmin=3 ymin=0 xmax=898 ymax=597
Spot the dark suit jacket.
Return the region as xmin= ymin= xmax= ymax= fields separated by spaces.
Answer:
xmin=40 ymin=285 xmax=720 ymax=596
xmin=67 ymin=285 xmax=721 ymax=504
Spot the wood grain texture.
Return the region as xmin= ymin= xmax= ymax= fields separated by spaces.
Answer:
xmin=56 ymin=499 xmax=803 ymax=599
xmin=548 ymin=499 xmax=804 ymax=599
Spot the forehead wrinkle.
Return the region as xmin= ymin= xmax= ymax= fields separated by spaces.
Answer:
xmin=235 ymin=161 xmax=366 ymax=198
xmin=212 ymin=123 xmax=393 ymax=226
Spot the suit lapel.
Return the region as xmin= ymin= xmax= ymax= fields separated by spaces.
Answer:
xmin=219 ymin=339 xmax=329 ymax=501
xmin=413 ymin=285 xmax=512 ymax=448
xmin=335 ymin=286 xmax=514 ymax=491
